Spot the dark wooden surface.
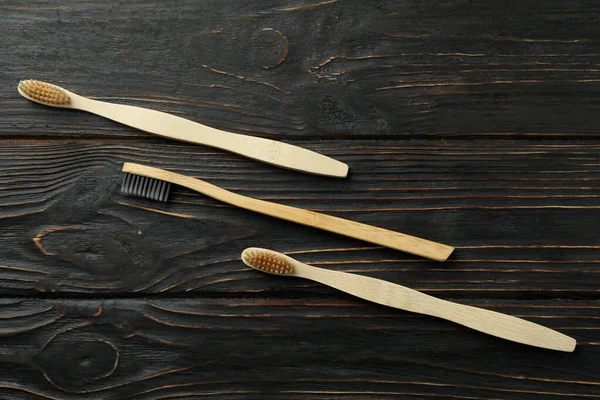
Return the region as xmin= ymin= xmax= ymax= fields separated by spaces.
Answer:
xmin=1 ymin=1 xmax=600 ymax=399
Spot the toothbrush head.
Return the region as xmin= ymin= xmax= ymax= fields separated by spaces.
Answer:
xmin=18 ymin=80 xmax=71 ymax=107
xmin=121 ymin=172 xmax=171 ymax=202
xmin=242 ymin=248 xmax=295 ymax=275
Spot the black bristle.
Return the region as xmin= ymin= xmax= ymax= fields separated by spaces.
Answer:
xmin=121 ymin=173 xmax=171 ymax=202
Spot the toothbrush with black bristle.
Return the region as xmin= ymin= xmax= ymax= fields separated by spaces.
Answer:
xmin=17 ymin=79 xmax=349 ymax=178
xmin=119 ymin=162 xmax=455 ymax=262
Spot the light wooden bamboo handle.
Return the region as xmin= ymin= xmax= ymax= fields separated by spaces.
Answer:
xmin=293 ymin=262 xmax=576 ymax=352
xmin=68 ymin=92 xmax=348 ymax=178
xmin=123 ymin=163 xmax=454 ymax=261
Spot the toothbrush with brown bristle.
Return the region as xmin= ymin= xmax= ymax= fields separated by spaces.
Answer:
xmin=17 ymin=79 xmax=349 ymax=178
xmin=241 ymin=247 xmax=577 ymax=352
xmin=120 ymin=162 xmax=454 ymax=261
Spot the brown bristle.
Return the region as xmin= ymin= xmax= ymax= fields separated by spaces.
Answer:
xmin=18 ymin=80 xmax=71 ymax=106
xmin=242 ymin=248 xmax=295 ymax=275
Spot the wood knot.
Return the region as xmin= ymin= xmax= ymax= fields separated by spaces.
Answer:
xmin=249 ymin=28 xmax=289 ymax=69
xmin=35 ymin=335 xmax=119 ymax=392
xmin=318 ymin=95 xmax=356 ymax=130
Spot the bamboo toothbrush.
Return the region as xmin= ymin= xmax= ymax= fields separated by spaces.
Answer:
xmin=242 ymin=247 xmax=576 ymax=352
xmin=120 ymin=162 xmax=454 ymax=261
xmin=17 ymin=79 xmax=349 ymax=178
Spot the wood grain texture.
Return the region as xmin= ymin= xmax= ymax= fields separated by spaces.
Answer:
xmin=2 ymin=0 xmax=600 ymax=139
xmin=2 ymin=0 xmax=600 ymax=398
xmin=0 ymin=298 xmax=598 ymax=400
xmin=1 ymin=140 xmax=600 ymax=297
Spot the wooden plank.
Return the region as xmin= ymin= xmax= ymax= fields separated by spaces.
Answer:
xmin=0 ymin=298 xmax=597 ymax=399
xmin=1 ymin=0 xmax=600 ymax=140
xmin=1 ymin=139 xmax=600 ymax=296
xmin=3 ymin=1 xmax=600 ymax=399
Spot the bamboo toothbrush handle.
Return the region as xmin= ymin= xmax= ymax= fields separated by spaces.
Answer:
xmin=285 ymin=209 xmax=452 ymax=261
xmin=298 ymin=265 xmax=576 ymax=352
xmin=73 ymin=95 xmax=348 ymax=178
xmin=123 ymin=163 xmax=454 ymax=261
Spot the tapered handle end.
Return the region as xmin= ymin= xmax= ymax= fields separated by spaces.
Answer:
xmin=554 ymin=336 xmax=577 ymax=352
